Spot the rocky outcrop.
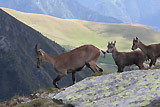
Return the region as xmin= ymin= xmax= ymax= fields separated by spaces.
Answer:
xmin=1 ymin=69 xmax=160 ymax=107
xmin=53 ymin=69 xmax=160 ymax=107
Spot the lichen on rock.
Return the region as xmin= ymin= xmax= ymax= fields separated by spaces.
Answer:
xmin=53 ymin=69 xmax=160 ymax=107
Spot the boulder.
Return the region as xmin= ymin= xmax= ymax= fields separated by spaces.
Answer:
xmin=53 ymin=69 xmax=160 ymax=107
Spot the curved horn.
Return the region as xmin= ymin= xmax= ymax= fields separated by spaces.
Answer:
xmin=35 ymin=43 xmax=40 ymax=54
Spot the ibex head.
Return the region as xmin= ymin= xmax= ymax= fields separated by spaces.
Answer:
xmin=106 ymin=41 xmax=116 ymax=53
xmin=132 ymin=37 xmax=139 ymax=50
xmin=35 ymin=44 xmax=45 ymax=68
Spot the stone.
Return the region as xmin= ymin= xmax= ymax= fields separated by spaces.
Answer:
xmin=53 ymin=69 xmax=160 ymax=107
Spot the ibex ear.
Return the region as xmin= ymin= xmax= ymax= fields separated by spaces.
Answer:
xmin=108 ymin=42 xmax=110 ymax=45
xmin=35 ymin=43 xmax=40 ymax=54
xmin=113 ymin=40 xmax=116 ymax=46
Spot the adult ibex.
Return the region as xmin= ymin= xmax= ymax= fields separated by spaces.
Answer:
xmin=106 ymin=41 xmax=148 ymax=72
xmin=35 ymin=44 xmax=105 ymax=88
xmin=132 ymin=37 xmax=160 ymax=68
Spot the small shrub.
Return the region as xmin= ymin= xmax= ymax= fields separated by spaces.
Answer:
xmin=89 ymin=72 xmax=103 ymax=77
xmin=45 ymin=88 xmax=58 ymax=93
xmin=34 ymin=88 xmax=58 ymax=94
xmin=152 ymin=65 xmax=160 ymax=69
xmin=17 ymin=98 xmax=60 ymax=107
xmin=89 ymin=70 xmax=116 ymax=77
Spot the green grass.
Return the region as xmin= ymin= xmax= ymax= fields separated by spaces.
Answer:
xmin=89 ymin=72 xmax=103 ymax=77
xmin=17 ymin=98 xmax=62 ymax=107
xmin=152 ymin=65 xmax=160 ymax=69
xmin=2 ymin=7 xmax=160 ymax=52
xmin=0 ymin=88 xmax=60 ymax=107
xmin=34 ymin=88 xmax=58 ymax=94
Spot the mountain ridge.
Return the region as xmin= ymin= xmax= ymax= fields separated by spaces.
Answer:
xmin=0 ymin=0 xmax=122 ymax=23
xmin=76 ymin=0 xmax=160 ymax=30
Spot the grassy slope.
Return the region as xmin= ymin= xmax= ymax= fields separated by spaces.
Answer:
xmin=2 ymin=7 xmax=160 ymax=51
xmin=2 ymin=7 xmax=160 ymax=73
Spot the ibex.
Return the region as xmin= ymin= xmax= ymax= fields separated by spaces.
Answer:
xmin=132 ymin=37 xmax=160 ymax=68
xmin=35 ymin=44 xmax=105 ymax=88
xmin=106 ymin=41 xmax=148 ymax=72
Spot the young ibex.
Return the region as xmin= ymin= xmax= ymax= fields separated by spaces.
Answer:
xmin=132 ymin=37 xmax=160 ymax=68
xmin=106 ymin=41 xmax=148 ymax=72
xmin=35 ymin=44 xmax=104 ymax=88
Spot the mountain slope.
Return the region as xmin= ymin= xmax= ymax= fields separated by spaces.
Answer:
xmin=0 ymin=8 xmax=63 ymax=102
xmin=2 ymin=8 xmax=160 ymax=51
xmin=0 ymin=9 xmax=92 ymax=102
xmin=0 ymin=0 xmax=121 ymax=23
xmin=77 ymin=0 xmax=160 ymax=29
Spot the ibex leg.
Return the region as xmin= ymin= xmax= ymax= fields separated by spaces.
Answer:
xmin=72 ymin=72 xmax=76 ymax=84
xmin=53 ymin=72 xmax=66 ymax=89
xmin=87 ymin=62 xmax=100 ymax=73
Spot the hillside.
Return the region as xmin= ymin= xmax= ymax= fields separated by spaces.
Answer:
xmin=0 ymin=9 xmax=92 ymax=102
xmin=2 ymin=8 xmax=160 ymax=51
xmin=0 ymin=0 xmax=121 ymax=23
xmin=1 ymin=69 xmax=160 ymax=106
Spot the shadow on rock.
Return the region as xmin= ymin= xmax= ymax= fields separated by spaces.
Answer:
xmin=52 ymin=98 xmax=74 ymax=107
xmin=146 ymin=99 xmax=160 ymax=107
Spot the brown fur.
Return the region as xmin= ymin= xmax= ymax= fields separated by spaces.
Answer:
xmin=132 ymin=37 xmax=160 ymax=68
xmin=107 ymin=41 xmax=147 ymax=72
xmin=35 ymin=44 xmax=104 ymax=88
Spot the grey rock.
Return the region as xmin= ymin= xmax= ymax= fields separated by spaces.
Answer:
xmin=53 ymin=69 xmax=160 ymax=107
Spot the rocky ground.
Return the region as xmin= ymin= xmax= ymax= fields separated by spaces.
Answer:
xmin=1 ymin=69 xmax=160 ymax=107
xmin=53 ymin=69 xmax=160 ymax=107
